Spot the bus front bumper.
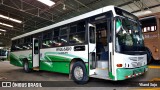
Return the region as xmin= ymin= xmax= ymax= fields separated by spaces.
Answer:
xmin=116 ymin=65 xmax=148 ymax=80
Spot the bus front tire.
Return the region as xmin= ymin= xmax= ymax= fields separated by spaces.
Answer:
xmin=71 ymin=61 xmax=89 ymax=84
xmin=23 ymin=61 xmax=30 ymax=73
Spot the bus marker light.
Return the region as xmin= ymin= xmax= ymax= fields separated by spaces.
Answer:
xmin=116 ymin=64 xmax=122 ymax=67
xmin=155 ymin=48 xmax=158 ymax=52
xmin=125 ymin=76 xmax=128 ymax=78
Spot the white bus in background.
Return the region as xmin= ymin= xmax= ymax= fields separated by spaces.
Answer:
xmin=0 ymin=49 xmax=8 ymax=61
xmin=10 ymin=5 xmax=148 ymax=84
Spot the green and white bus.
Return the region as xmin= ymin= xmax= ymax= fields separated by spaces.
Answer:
xmin=10 ymin=5 xmax=148 ymax=84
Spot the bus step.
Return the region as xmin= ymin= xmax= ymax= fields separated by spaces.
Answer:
xmin=93 ymin=68 xmax=108 ymax=78
xmin=33 ymin=67 xmax=39 ymax=71
xmin=90 ymin=74 xmax=109 ymax=80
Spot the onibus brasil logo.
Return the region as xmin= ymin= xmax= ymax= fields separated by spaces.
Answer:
xmin=2 ymin=82 xmax=42 ymax=87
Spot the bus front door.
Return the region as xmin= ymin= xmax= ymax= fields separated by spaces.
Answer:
xmin=32 ymin=38 xmax=40 ymax=70
xmin=88 ymin=23 xmax=96 ymax=75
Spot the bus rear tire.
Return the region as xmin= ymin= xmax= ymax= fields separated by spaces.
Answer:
xmin=71 ymin=61 xmax=89 ymax=84
xmin=23 ymin=61 xmax=30 ymax=73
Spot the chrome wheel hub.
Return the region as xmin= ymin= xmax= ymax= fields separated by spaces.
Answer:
xmin=74 ymin=66 xmax=83 ymax=80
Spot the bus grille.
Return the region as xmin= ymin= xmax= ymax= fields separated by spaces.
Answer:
xmin=129 ymin=57 xmax=144 ymax=61
xmin=131 ymin=62 xmax=142 ymax=67
xmin=129 ymin=57 xmax=144 ymax=68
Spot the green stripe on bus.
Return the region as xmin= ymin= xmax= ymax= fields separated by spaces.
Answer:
xmin=109 ymin=72 xmax=115 ymax=80
xmin=10 ymin=53 xmax=23 ymax=67
xmin=10 ymin=52 xmax=88 ymax=73
xmin=116 ymin=65 xmax=148 ymax=80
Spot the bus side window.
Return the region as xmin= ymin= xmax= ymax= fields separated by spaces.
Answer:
xmin=69 ymin=23 xmax=86 ymax=44
xmin=69 ymin=32 xmax=85 ymax=44
xmin=60 ymin=36 xmax=68 ymax=45
xmin=52 ymin=28 xmax=61 ymax=47
xmin=59 ymin=26 xmax=69 ymax=46
xmin=52 ymin=37 xmax=60 ymax=47
xmin=42 ymin=30 xmax=52 ymax=48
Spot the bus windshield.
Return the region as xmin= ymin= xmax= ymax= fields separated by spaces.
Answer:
xmin=0 ymin=49 xmax=7 ymax=56
xmin=115 ymin=17 xmax=145 ymax=54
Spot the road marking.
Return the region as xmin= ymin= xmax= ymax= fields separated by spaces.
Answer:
xmin=150 ymin=78 xmax=160 ymax=81
xmin=148 ymin=65 xmax=160 ymax=69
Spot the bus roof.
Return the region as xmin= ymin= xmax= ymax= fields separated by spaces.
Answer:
xmin=12 ymin=5 xmax=117 ymax=40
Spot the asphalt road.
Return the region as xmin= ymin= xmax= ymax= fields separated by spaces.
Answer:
xmin=0 ymin=61 xmax=160 ymax=90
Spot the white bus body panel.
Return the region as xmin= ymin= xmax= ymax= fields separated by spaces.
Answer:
xmin=40 ymin=45 xmax=89 ymax=62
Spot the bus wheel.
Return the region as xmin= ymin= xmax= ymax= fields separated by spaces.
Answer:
xmin=23 ymin=61 xmax=30 ymax=73
xmin=71 ymin=61 xmax=88 ymax=84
